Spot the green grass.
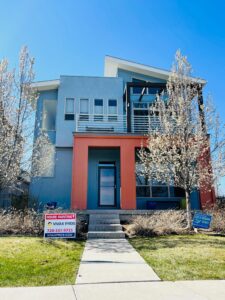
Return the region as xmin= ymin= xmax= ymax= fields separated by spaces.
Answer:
xmin=130 ymin=234 xmax=225 ymax=280
xmin=0 ymin=237 xmax=85 ymax=287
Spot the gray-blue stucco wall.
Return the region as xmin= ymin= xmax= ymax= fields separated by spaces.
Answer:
xmin=29 ymin=148 xmax=72 ymax=210
xmin=56 ymin=76 xmax=124 ymax=147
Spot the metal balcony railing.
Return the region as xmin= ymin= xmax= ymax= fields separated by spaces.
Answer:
xmin=75 ymin=114 xmax=127 ymax=133
xmin=75 ymin=114 xmax=161 ymax=134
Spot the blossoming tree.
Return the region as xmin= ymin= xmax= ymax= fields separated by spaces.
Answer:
xmin=139 ymin=50 xmax=225 ymax=229
xmin=0 ymin=47 xmax=54 ymax=196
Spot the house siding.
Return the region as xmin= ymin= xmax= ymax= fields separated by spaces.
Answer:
xmin=29 ymin=148 xmax=72 ymax=210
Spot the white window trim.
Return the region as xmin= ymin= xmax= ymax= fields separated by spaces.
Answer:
xmin=64 ymin=97 xmax=75 ymax=115
xmin=79 ymin=98 xmax=90 ymax=114
xmin=94 ymin=98 xmax=104 ymax=115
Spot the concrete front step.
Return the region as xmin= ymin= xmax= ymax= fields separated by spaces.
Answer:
xmin=90 ymin=218 xmax=121 ymax=224
xmin=89 ymin=214 xmax=119 ymax=220
xmin=88 ymin=213 xmax=124 ymax=239
xmin=88 ymin=231 xmax=125 ymax=239
xmin=88 ymin=224 xmax=122 ymax=232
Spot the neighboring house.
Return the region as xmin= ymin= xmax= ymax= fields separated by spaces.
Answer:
xmin=29 ymin=56 xmax=215 ymax=211
xmin=0 ymin=171 xmax=30 ymax=209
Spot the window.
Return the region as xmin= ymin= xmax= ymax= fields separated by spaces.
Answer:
xmin=65 ymin=98 xmax=75 ymax=120
xmin=80 ymin=99 xmax=89 ymax=121
xmin=42 ymin=100 xmax=57 ymax=131
xmin=135 ymin=151 xmax=184 ymax=198
xmin=132 ymin=78 xmax=147 ymax=94
xmin=108 ymin=99 xmax=117 ymax=121
xmin=94 ymin=99 xmax=103 ymax=121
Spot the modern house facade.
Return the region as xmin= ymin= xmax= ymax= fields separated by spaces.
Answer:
xmin=29 ymin=56 xmax=215 ymax=211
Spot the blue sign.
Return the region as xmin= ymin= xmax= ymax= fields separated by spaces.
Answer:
xmin=192 ymin=213 xmax=212 ymax=229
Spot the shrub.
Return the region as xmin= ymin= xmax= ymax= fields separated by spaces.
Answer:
xmin=0 ymin=209 xmax=88 ymax=237
xmin=208 ymin=208 xmax=225 ymax=234
xmin=126 ymin=210 xmax=188 ymax=237
xmin=0 ymin=209 xmax=43 ymax=235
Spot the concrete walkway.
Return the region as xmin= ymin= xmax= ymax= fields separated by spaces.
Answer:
xmin=1 ymin=238 xmax=225 ymax=299
xmin=76 ymin=238 xmax=160 ymax=284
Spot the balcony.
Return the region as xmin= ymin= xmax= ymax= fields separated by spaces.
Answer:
xmin=75 ymin=114 xmax=160 ymax=134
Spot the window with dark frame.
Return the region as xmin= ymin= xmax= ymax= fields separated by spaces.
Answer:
xmin=132 ymin=78 xmax=147 ymax=94
xmin=135 ymin=150 xmax=185 ymax=198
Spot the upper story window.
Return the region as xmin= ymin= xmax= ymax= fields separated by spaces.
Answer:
xmin=80 ymin=99 xmax=89 ymax=121
xmin=132 ymin=79 xmax=166 ymax=96
xmin=108 ymin=99 xmax=118 ymax=121
xmin=80 ymin=99 xmax=89 ymax=114
xmin=94 ymin=99 xmax=103 ymax=121
xmin=65 ymin=98 xmax=75 ymax=120
xmin=108 ymin=100 xmax=117 ymax=115
xmin=132 ymin=78 xmax=147 ymax=94
xmin=94 ymin=99 xmax=103 ymax=114
xmin=42 ymin=100 xmax=57 ymax=131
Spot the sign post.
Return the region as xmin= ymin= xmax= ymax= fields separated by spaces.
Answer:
xmin=44 ymin=213 xmax=76 ymax=238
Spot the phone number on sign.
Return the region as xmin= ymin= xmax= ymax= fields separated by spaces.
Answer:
xmin=47 ymin=228 xmax=74 ymax=233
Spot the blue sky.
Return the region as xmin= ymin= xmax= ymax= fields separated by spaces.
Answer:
xmin=0 ymin=0 xmax=225 ymax=193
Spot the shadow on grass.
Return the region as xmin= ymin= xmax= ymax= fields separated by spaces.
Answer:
xmin=130 ymin=235 xmax=225 ymax=251
xmin=39 ymin=238 xmax=85 ymax=249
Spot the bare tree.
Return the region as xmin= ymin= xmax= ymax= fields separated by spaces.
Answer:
xmin=139 ymin=50 xmax=225 ymax=229
xmin=0 ymin=47 xmax=53 ymax=195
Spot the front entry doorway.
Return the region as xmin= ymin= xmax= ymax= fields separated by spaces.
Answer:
xmin=98 ymin=163 xmax=116 ymax=207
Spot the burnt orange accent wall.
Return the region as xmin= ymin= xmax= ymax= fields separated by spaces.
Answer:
xmin=198 ymin=145 xmax=216 ymax=209
xmin=71 ymin=134 xmax=215 ymax=210
xmin=71 ymin=135 xmax=146 ymax=210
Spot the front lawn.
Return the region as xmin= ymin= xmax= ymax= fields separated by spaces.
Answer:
xmin=0 ymin=237 xmax=85 ymax=287
xmin=130 ymin=234 xmax=225 ymax=280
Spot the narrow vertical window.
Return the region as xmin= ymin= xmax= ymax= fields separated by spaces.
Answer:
xmin=80 ymin=99 xmax=89 ymax=121
xmin=42 ymin=100 xmax=57 ymax=130
xmin=65 ymin=98 xmax=75 ymax=120
xmin=108 ymin=99 xmax=117 ymax=121
xmin=94 ymin=99 xmax=103 ymax=121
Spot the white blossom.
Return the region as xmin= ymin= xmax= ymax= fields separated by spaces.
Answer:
xmin=0 ymin=46 xmax=53 ymax=192
xmin=139 ymin=50 xmax=225 ymax=228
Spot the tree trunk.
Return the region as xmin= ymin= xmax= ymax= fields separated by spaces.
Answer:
xmin=185 ymin=190 xmax=192 ymax=230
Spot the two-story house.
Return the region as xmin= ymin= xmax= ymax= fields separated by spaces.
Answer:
xmin=29 ymin=56 xmax=215 ymax=211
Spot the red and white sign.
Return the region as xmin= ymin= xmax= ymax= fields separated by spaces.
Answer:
xmin=44 ymin=213 xmax=76 ymax=238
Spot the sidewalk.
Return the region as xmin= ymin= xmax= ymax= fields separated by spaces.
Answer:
xmin=76 ymin=238 xmax=160 ymax=284
xmin=0 ymin=238 xmax=225 ymax=299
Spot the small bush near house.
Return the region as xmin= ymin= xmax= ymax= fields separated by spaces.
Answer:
xmin=0 ymin=209 xmax=88 ymax=238
xmin=0 ymin=209 xmax=43 ymax=235
xmin=125 ymin=210 xmax=188 ymax=237
xmin=208 ymin=207 xmax=225 ymax=234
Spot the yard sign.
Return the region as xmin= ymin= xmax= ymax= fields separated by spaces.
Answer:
xmin=44 ymin=213 xmax=76 ymax=238
xmin=192 ymin=212 xmax=212 ymax=229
